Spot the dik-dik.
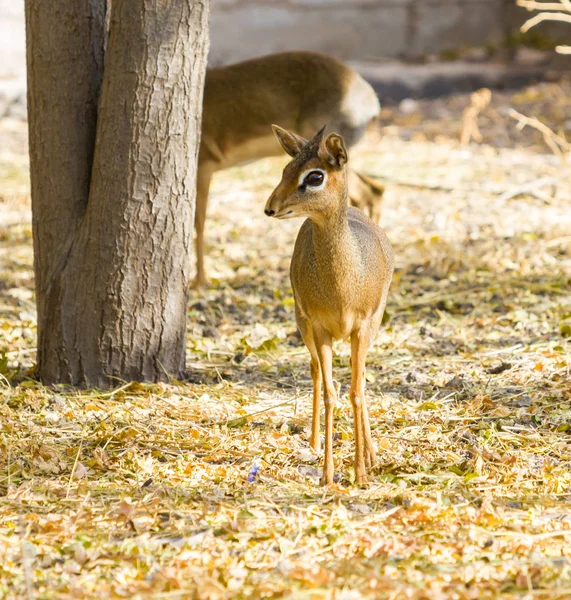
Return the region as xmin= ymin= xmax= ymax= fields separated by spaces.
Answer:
xmin=196 ymin=51 xmax=385 ymax=287
xmin=265 ymin=125 xmax=394 ymax=485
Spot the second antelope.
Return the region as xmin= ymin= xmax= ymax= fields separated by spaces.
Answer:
xmin=196 ymin=51 xmax=385 ymax=287
xmin=265 ymin=125 xmax=394 ymax=485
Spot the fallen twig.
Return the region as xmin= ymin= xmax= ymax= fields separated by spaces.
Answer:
xmin=521 ymin=10 xmax=571 ymax=31
xmin=509 ymin=108 xmax=570 ymax=157
xmin=496 ymin=177 xmax=559 ymax=203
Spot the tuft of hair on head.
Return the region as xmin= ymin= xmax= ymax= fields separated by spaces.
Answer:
xmin=312 ymin=125 xmax=327 ymax=143
xmin=272 ymin=124 xmax=308 ymax=158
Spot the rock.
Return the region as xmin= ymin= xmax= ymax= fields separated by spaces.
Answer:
xmin=399 ymin=98 xmax=418 ymax=115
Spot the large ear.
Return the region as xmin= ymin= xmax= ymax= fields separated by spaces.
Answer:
xmin=271 ymin=125 xmax=308 ymax=158
xmin=319 ymin=131 xmax=348 ymax=169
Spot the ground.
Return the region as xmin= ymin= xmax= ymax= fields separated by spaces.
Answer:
xmin=0 ymin=78 xmax=570 ymax=599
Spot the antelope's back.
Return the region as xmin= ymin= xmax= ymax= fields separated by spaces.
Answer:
xmin=201 ymin=52 xmax=380 ymax=167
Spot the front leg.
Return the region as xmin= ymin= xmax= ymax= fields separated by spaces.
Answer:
xmin=296 ymin=312 xmax=321 ymax=453
xmin=350 ymin=327 xmax=371 ymax=484
xmin=314 ymin=329 xmax=336 ymax=486
xmin=309 ymin=355 xmax=322 ymax=452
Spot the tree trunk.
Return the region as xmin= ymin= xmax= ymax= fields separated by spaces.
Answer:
xmin=25 ymin=0 xmax=107 ymax=378
xmin=26 ymin=0 xmax=210 ymax=387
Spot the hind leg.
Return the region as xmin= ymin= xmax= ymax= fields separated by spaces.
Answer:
xmin=360 ymin=374 xmax=376 ymax=468
xmin=193 ymin=163 xmax=214 ymax=288
xmin=349 ymin=356 xmax=376 ymax=470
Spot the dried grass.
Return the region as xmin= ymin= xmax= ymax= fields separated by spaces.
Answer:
xmin=0 ymin=79 xmax=570 ymax=599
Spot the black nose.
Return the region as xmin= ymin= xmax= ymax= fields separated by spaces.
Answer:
xmin=265 ymin=208 xmax=275 ymax=216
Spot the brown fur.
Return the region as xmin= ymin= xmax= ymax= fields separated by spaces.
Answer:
xmin=265 ymin=125 xmax=394 ymax=485
xmin=194 ymin=51 xmax=385 ymax=287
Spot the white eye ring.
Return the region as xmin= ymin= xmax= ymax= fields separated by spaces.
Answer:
xmin=298 ymin=168 xmax=327 ymax=191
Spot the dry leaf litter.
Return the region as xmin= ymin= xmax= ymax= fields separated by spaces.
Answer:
xmin=0 ymin=76 xmax=570 ymax=599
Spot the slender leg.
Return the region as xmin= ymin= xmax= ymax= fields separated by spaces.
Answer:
xmin=309 ymin=355 xmax=322 ymax=452
xmin=314 ymin=329 xmax=336 ymax=486
xmin=350 ymin=327 xmax=371 ymax=484
xmin=360 ymin=371 xmax=376 ymax=468
xmin=295 ymin=310 xmax=321 ymax=453
xmin=349 ymin=356 xmax=373 ymax=467
xmin=193 ymin=164 xmax=214 ymax=288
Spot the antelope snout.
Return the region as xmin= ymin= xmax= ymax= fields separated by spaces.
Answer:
xmin=265 ymin=188 xmax=296 ymax=220
xmin=264 ymin=192 xmax=280 ymax=218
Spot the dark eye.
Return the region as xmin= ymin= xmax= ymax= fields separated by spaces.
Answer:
xmin=304 ymin=171 xmax=324 ymax=187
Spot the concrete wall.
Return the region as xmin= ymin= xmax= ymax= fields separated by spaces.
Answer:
xmin=0 ymin=0 xmax=26 ymax=80
xmin=208 ymin=0 xmax=524 ymax=65
xmin=0 ymin=1 xmax=536 ymax=75
xmin=0 ymin=0 xmax=540 ymax=91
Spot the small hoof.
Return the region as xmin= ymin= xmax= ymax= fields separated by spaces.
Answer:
xmin=191 ymin=279 xmax=206 ymax=290
xmin=366 ymin=450 xmax=377 ymax=469
xmin=320 ymin=472 xmax=334 ymax=486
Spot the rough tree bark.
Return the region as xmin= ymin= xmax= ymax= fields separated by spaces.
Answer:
xmin=26 ymin=0 xmax=210 ymax=387
xmin=25 ymin=1 xmax=107 ymax=378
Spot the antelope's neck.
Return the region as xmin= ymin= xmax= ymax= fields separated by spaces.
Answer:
xmin=310 ymin=203 xmax=360 ymax=291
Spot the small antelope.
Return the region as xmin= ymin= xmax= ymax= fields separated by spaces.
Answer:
xmin=195 ymin=51 xmax=385 ymax=287
xmin=265 ymin=125 xmax=394 ymax=485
